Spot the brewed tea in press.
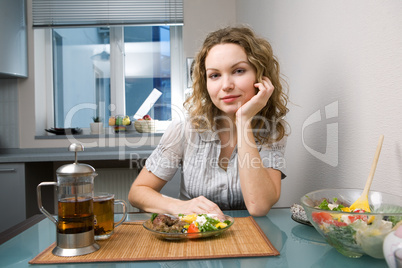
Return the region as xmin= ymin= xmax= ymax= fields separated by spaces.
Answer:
xmin=37 ymin=143 xmax=100 ymax=257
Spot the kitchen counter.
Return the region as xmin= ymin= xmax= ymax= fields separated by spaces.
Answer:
xmin=0 ymin=209 xmax=388 ymax=268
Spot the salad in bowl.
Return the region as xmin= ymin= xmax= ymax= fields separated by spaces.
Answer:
xmin=301 ymin=188 xmax=402 ymax=258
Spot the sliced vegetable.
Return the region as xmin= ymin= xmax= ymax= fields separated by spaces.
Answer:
xmin=216 ymin=222 xmax=228 ymax=229
xmin=187 ymin=223 xmax=200 ymax=233
xmin=312 ymin=211 xmax=347 ymax=227
xmin=151 ymin=213 xmax=158 ymax=222
xmin=318 ymin=198 xmax=345 ymax=211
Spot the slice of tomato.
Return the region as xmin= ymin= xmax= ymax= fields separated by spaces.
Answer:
xmin=312 ymin=212 xmax=333 ymax=224
xmin=348 ymin=215 xmax=367 ymax=223
xmin=332 ymin=220 xmax=347 ymax=227
xmin=348 ymin=209 xmax=368 ymax=223
xmin=187 ymin=223 xmax=200 ymax=233
xmin=312 ymin=212 xmax=347 ymax=226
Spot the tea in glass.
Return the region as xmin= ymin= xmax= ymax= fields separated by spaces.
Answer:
xmin=93 ymin=193 xmax=127 ymax=240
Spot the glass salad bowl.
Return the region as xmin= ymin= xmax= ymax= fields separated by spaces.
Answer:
xmin=301 ymin=188 xmax=402 ymax=259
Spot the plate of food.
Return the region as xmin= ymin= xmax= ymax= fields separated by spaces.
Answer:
xmin=143 ymin=213 xmax=234 ymax=240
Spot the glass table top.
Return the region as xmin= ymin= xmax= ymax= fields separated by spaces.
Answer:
xmin=0 ymin=209 xmax=388 ymax=267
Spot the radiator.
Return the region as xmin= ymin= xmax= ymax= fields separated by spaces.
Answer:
xmin=94 ymin=168 xmax=139 ymax=213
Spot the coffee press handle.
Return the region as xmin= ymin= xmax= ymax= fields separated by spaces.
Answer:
xmin=37 ymin=182 xmax=58 ymax=225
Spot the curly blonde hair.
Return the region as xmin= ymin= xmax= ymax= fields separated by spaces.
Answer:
xmin=183 ymin=26 xmax=289 ymax=144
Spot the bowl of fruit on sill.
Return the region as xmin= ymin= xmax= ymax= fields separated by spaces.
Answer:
xmin=134 ymin=115 xmax=156 ymax=133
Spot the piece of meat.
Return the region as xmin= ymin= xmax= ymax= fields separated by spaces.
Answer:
xmin=152 ymin=214 xmax=187 ymax=233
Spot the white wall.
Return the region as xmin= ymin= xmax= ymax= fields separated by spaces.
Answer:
xmin=236 ymin=0 xmax=402 ymax=206
xmin=183 ymin=0 xmax=236 ymax=59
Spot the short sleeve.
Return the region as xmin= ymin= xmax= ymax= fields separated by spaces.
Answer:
xmin=259 ymin=136 xmax=287 ymax=179
xmin=145 ymin=120 xmax=185 ymax=181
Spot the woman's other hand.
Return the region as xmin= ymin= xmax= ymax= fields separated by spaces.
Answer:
xmin=176 ymin=196 xmax=224 ymax=217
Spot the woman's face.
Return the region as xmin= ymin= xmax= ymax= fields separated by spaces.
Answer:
xmin=205 ymin=43 xmax=257 ymax=119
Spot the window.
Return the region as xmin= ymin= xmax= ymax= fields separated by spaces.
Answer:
xmin=47 ymin=25 xmax=182 ymax=129
xmin=32 ymin=0 xmax=184 ymax=131
xmin=124 ymin=26 xmax=172 ymax=121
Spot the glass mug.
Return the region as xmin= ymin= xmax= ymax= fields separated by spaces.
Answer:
xmin=93 ymin=193 xmax=127 ymax=240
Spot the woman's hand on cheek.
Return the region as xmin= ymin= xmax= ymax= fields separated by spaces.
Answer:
xmin=236 ymin=76 xmax=274 ymax=121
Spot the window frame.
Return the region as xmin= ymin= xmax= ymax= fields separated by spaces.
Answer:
xmin=36 ymin=25 xmax=184 ymax=132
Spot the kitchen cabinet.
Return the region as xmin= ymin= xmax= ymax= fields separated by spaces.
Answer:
xmin=0 ymin=0 xmax=28 ymax=78
xmin=0 ymin=163 xmax=26 ymax=233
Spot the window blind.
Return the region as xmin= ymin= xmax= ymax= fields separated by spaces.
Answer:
xmin=32 ymin=0 xmax=183 ymax=28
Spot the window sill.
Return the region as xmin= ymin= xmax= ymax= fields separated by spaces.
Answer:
xmin=35 ymin=131 xmax=164 ymax=140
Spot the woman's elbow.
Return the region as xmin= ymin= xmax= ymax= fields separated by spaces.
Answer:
xmin=249 ymin=210 xmax=269 ymax=217
xmin=247 ymin=205 xmax=271 ymax=217
xmin=128 ymin=184 xmax=141 ymax=207
xmin=246 ymin=197 xmax=280 ymax=217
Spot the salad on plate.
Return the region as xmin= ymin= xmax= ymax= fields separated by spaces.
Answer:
xmin=143 ymin=213 xmax=234 ymax=240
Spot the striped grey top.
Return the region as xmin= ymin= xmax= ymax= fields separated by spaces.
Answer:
xmin=145 ymin=119 xmax=287 ymax=210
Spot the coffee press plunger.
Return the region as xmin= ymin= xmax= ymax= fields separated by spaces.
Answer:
xmin=37 ymin=143 xmax=100 ymax=257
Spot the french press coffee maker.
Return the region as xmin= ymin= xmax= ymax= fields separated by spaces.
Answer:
xmin=37 ymin=143 xmax=100 ymax=257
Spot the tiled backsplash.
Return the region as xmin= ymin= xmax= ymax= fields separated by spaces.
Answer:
xmin=0 ymin=79 xmax=19 ymax=148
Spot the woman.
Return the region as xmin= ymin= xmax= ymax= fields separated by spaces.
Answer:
xmin=128 ymin=26 xmax=289 ymax=217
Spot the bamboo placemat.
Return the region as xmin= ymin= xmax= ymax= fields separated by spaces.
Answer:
xmin=29 ymin=216 xmax=279 ymax=264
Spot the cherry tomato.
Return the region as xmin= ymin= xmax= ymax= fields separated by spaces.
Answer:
xmin=348 ymin=209 xmax=368 ymax=223
xmin=187 ymin=223 xmax=199 ymax=233
xmin=353 ymin=209 xmax=366 ymax=213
